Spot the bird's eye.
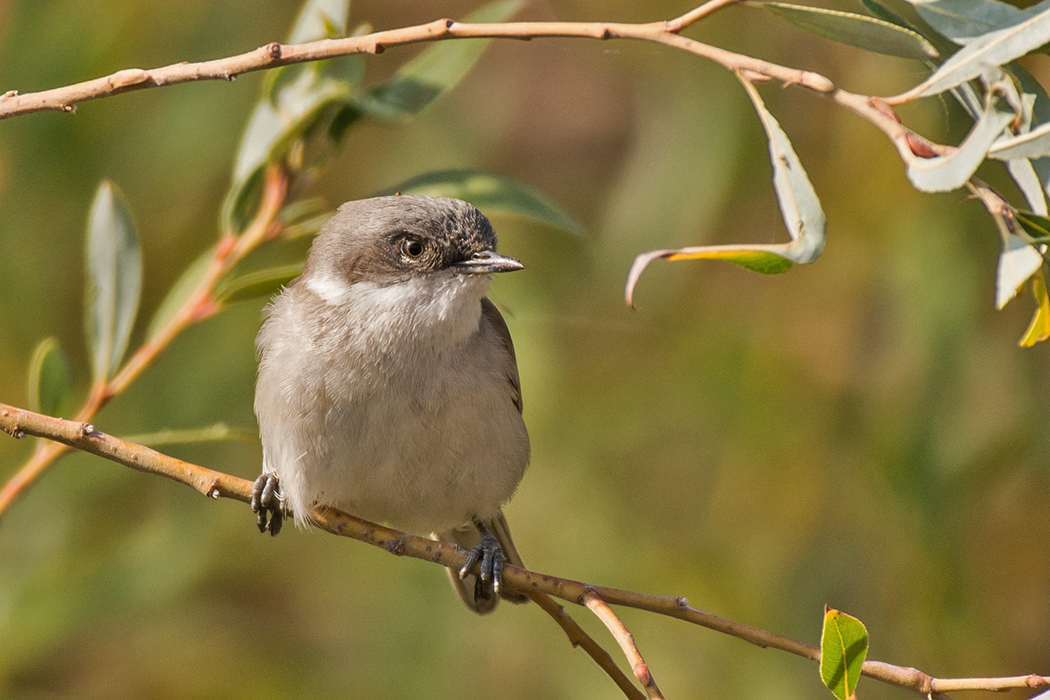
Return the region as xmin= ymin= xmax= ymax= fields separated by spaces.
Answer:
xmin=400 ymin=237 xmax=425 ymax=259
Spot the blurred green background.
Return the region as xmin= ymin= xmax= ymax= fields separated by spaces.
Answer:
xmin=1 ymin=1 xmax=1049 ymax=698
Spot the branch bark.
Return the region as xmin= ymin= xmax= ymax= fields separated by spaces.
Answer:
xmin=1 ymin=401 xmax=1046 ymax=698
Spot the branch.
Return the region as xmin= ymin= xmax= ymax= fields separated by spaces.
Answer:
xmin=2 ymin=401 xmax=1047 ymax=698
xmin=584 ymin=590 xmax=664 ymax=699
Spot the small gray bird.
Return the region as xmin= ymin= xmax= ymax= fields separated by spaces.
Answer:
xmin=251 ymin=195 xmax=530 ymax=613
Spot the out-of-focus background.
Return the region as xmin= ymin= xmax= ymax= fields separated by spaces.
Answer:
xmin=1 ymin=1 xmax=1048 ymax=698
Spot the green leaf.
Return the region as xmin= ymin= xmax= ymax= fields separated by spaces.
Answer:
xmin=217 ymin=263 xmax=305 ymax=304
xmin=996 ymin=232 xmax=1043 ymax=308
xmin=820 ymin=608 xmax=869 ymax=700
xmin=221 ymin=0 xmax=355 ymax=233
xmin=356 ymin=0 xmax=523 ymax=120
xmin=909 ymin=0 xmax=1024 ymax=45
xmin=287 ymin=0 xmax=349 ymax=44
xmin=378 ymin=169 xmax=584 ymax=235
xmin=146 ymin=246 xmax=215 ymax=342
xmin=1019 ymin=270 xmax=1050 ymax=346
xmin=904 ymin=7 xmax=1050 ymax=97
xmin=753 ymin=2 xmax=939 ymax=57
xmin=1006 ymin=157 xmax=1048 ymax=214
xmin=27 ymin=338 xmax=73 ymax=417
xmin=625 ymin=78 xmax=826 ymax=307
xmin=122 ymin=423 xmax=256 ymax=447
xmin=1015 ymin=208 xmax=1050 ymax=243
xmin=862 ymin=0 xmax=918 ymax=30
xmin=85 ymin=181 xmax=142 ymax=385
xmin=989 ymin=119 xmax=1050 ymax=159
xmin=903 ymin=94 xmax=1014 ymax=191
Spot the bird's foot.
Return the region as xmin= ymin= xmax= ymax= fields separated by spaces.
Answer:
xmin=251 ymin=473 xmax=284 ymax=536
xmin=459 ymin=532 xmax=504 ymax=602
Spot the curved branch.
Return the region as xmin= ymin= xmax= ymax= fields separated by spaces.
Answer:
xmin=584 ymin=590 xmax=664 ymax=699
xmin=1 ymin=401 xmax=1046 ymax=698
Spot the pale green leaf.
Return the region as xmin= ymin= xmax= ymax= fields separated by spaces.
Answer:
xmin=27 ymin=338 xmax=73 ymax=418
xmin=820 ymin=608 xmax=869 ymax=700
xmin=217 ymin=263 xmax=305 ymax=304
xmin=85 ymin=181 xmax=142 ymax=384
xmin=904 ymin=96 xmax=1014 ymax=191
xmin=754 ymin=2 xmax=939 ymax=57
xmin=1006 ymin=158 xmax=1048 ymax=214
xmin=356 ymin=0 xmax=523 ymax=120
xmin=1019 ymin=270 xmax=1050 ymax=345
xmin=123 ymin=423 xmax=256 ymax=447
xmin=287 ymin=0 xmax=349 ymax=44
xmin=996 ymin=233 xmax=1043 ymax=308
xmin=146 ymin=246 xmax=215 ymax=342
xmin=1015 ymin=208 xmax=1050 ymax=243
xmin=379 ymin=169 xmax=583 ymax=235
xmin=905 ymin=8 xmax=1050 ymax=97
xmin=909 ymin=0 xmax=1023 ymax=44
xmin=625 ymin=78 xmax=826 ymax=307
xmin=989 ymin=119 xmax=1050 ymax=159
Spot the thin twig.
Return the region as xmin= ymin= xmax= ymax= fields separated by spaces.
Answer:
xmin=584 ymin=590 xmax=664 ymax=700
xmin=525 ymin=590 xmax=646 ymax=700
xmin=1 ymin=402 xmax=1046 ymax=698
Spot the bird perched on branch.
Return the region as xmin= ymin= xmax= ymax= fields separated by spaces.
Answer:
xmin=251 ymin=195 xmax=530 ymax=613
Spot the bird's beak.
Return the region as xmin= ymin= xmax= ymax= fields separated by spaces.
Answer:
xmin=453 ymin=250 xmax=525 ymax=275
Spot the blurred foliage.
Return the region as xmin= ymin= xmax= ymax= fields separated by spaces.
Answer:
xmin=1 ymin=1 xmax=1049 ymax=699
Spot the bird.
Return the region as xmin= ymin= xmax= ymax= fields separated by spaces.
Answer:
xmin=250 ymin=195 xmax=530 ymax=613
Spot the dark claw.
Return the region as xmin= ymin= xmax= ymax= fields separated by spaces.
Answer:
xmin=459 ymin=532 xmax=504 ymax=601
xmin=251 ymin=473 xmax=284 ymax=536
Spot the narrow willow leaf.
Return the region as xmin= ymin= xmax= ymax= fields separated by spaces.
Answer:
xmin=996 ymin=233 xmax=1043 ymax=308
xmin=357 ymin=0 xmax=523 ymax=120
xmin=904 ymin=97 xmax=1014 ymax=191
xmin=754 ymin=2 xmax=939 ymax=57
xmin=123 ymin=423 xmax=256 ymax=447
xmin=625 ymin=78 xmax=826 ymax=307
xmin=1019 ymin=270 xmax=1050 ymax=345
xmin=989 ymin=120 xmax=1050 ymax=159
xmin=287 ymin=0 xmax=349 ymax=44
xmin=820 ymin=608 xmax=869 ymax=700
xmin=217 ymin=263 xmax=305 ymax=304
xmin=146 ymin=246 xmax=215 ymax=342
xmin=379 ymin=169 xmax=583 ymax=235
xmin=1015 ymin=208 xmax=1050 ymax=243
xmin=862 ymin=0 xmax=920 ymax=31
xmin=1007 ymin=158 xmax=1049 ymax=214
xmin=904 ymin=8 xmax=1050 ymax=97
xmin=909 ymin=0 xmax=1023 ymax=45
xmin=27 ymin=338 xmax=74 ymax=417
xmin=85 ymin=181 xmax=142 ymax=384
xmin=221 ymin=0 xmax=354 ymax=233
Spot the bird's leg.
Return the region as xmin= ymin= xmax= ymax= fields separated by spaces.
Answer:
xmin=251 ymin=473 xmax=284 ymax=536
xmin=459 ymin=519 xmax=505 ymax=601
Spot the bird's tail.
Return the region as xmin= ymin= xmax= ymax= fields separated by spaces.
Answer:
xmin=435 ymin=511 xmax=529 ymax=614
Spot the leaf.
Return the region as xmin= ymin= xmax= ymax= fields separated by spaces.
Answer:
xmin=221 ymin=0 xmax=355 ymax=233
xmin=146 ymin=246 xmax=215 ymax=342
xmin=909 ymin=0 xmax=1024 ymax=45
xmin=287 ymin=0 xmax=350 ymax=44
xmin=1015 ymin=208 xmax=1050 ymax=243
xmin=378 ymin=169 xmax=584 ymax=235
xmin=862 ymin=0 xmax=921 ymax=32
xmin=217 ymin=263 xmax=305 ymax=304
xmin=1019 ymin=270 xmax=1050 ymax=346
xmin=903 ymin=95 xmax=1015 ymax=192
xmin=625 ymin=77 xmax=826 ymax=307
xmin=1006 ymin=157 xmax=1048 ymax=214
xmin=27 ymin=338 xmax=73 ymax=418
xmin=753 ymin=2 xmax=939 ymax=58
xmin=989 ymin=119 xmax=1050 ymax=159
xmin=122 ymin=423 xmax=256 ymax=447
xmin=820 ymin=608 xmax=869 ymax=700
xmin=903 ymin=8 xmax=1050 ymax=98
xmin=85 ymin=181 xmax=142 ymax=385
xmin=996 ymin=233 xmax=1043 ymax=308
xmin=356 ymin=0 xmax=523 ymax=120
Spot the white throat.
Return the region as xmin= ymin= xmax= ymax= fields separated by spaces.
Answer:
xmin=306 ymin=271 xmax=492 ymax=349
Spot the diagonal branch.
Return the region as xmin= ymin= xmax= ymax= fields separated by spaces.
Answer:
xmin=584 ymin=590 xmax=664 ymax=699
xmin=1 ymin=401 xmax=1047 ymax=698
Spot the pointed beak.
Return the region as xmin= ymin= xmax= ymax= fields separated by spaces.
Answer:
xmin=453 ymin=250 xmax=525 ymax=275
